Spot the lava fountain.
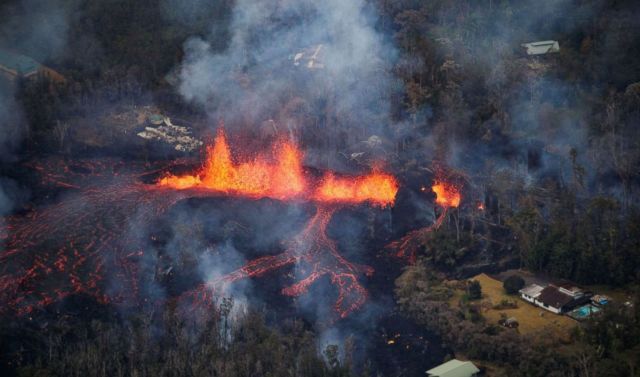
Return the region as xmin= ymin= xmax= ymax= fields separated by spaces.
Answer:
xmin=162 ymin=128 xmax=398 ymax=319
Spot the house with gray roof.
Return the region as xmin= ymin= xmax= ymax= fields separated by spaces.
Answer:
xmin=0 ymin=49 xmax=65 ymax=83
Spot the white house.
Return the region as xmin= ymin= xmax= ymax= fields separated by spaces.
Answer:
xmin=521 ymin=40 xmax=560 ymax=56
xmin=533 ymin=286 xmax=575 ymax=314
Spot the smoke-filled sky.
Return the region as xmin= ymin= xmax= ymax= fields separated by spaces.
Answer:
xmin=174 ymin=0 xmax=396 ymax=142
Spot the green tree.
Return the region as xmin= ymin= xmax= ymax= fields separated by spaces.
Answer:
xmin=503 ymin=275 xmax=525 ymax=295
xmin=467 ymin=280 xmax=482 ymax=300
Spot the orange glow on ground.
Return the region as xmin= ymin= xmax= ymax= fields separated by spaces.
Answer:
xmin=314 ymin=173 xmax=398 ymax=207
xmin=432 ymin=182 xmax=461 ymax=208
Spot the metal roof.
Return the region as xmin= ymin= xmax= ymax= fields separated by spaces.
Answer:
xmin=427 ymin=359 xmax=480 ymax=377
xmin=521 ymin=40 xmax=560 ymax=55
xmin=519 ymin=284 xmax=544 ymax=298
xmin=0 ymin=49 xmax=40 ymax=75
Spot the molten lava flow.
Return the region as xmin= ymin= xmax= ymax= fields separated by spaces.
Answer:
xmin=2 ymin=134 xmax=399 ymax=320
xmin=180 ymin=205 xmax=373 ymax=320
xmin=164 ymin=132 xmax=400 ymax=319
xmin=159 ymin=129 xmax=306 ymax=200
xmin=0 ymin=178 xmax=190 ymax=316
xmin=388 ymin=180 xmax=461 ymax=263
xmin=164 ymin=130 xmax=397 ymax=319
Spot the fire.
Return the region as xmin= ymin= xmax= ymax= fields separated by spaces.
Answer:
xmin=2 ymin=130 xmax=399 ymax=321
xmin=160 ymin=129 xmax=306 ymax=200
xmin=314 ymin=173 xmax=398 ymax=207
xmin=158 ymin=128 xmax=398 ymax=206
xmin=156 ymin=127 xmax=399 ymax=319
xmin=432 ymin=181 xmax=461 ymax=208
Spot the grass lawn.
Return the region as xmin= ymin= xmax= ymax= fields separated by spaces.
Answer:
xmin=450 ymin=273 xmax=578 ymax=340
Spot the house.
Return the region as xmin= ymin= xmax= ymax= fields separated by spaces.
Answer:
xmin=521 ymin=40 xmax=560 ymax=56
xmin=519 ymin=284 xmax=544 ymax=304
xmin=535 ymin=285 xmax=575 ymax=314
xmin=520 ymin=282 xmax=591 ymax=314
xmin=0 ymin=49 xmax=65 ymax=83
xmin=426 ymin=359 xmax=480 ymax=377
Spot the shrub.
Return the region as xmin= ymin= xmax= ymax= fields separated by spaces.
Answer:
xmin=503 ymin=275 xmax=525 ymax=295
xmin=467 ymin=280 xmax=482 ymax=300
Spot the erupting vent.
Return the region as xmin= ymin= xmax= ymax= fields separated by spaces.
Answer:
xmin=158 ymin=128 xmax=398 ymax=207
xmin=158 ymin=128 xmax=398 ymax=318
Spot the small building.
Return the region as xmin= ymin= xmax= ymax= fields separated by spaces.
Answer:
xmin=519 ymin=284 xmax=544 ymax=304
xmin=521 ymin=40 xmax=560 ymax=56
xmin=427 ymin=359 xmax=480 ymax=377
xmin=0 ymin=49 xmax=65 ymax=83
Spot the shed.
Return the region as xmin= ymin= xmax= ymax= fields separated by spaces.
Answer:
xmin=427 ymin=359 xmax=480 ymax=377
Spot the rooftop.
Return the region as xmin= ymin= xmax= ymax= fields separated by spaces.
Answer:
xmin=520 ymin=284 xmax=544 ymax=298
xmin=0 ymin=49 xmax=40 ymax=75
xmin=537 ymin=286 xmax=574 ymax=309
xmin=521 ymin=40 xmax=560 ymax=55
xmin=427 ymin=359 xmax=480 ymax=377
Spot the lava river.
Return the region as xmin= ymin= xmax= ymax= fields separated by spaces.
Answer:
xmin=0 ymin=129 xmax=399 ymax=319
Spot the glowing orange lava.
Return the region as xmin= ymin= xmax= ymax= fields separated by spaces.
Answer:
xmin=158 ymin=128 xmax=398 ymax=206
xmin=182 ymin=205 xmax=374 ymax=320
xmin=432 ymin=181 xmax=461 ymax=208
xmin=158 ymin=128 xmax=398 ymax=319
xmin=160 ymin=129 xmax=306 ymax=200
xmin=314 ymin=173 xmax=398 ymax=207
xmin=1 ymin=132 xmax=399 ymax=320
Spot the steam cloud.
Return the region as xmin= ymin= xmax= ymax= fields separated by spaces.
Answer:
xmin=173 ymin=0 xmax=396 ymax=151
